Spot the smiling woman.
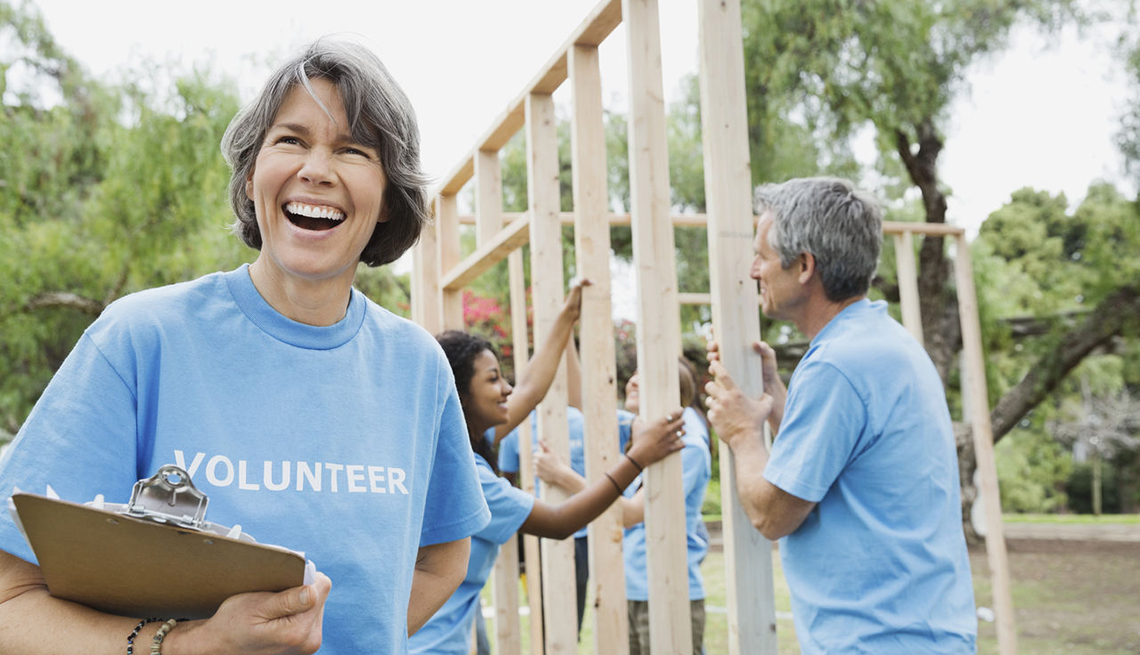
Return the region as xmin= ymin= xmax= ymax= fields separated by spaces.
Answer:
xmin=241 ymin=77 xmax=390 ymax=324
xmin=0 ymin=39 xmax=491 ymax=655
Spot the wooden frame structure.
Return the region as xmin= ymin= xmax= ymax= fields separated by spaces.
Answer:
xmin=411 ymin=0 xmax=1016 ymax=654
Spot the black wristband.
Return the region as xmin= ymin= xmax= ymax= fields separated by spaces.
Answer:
xmin=604 ymin=472 xmax=624 ymax=495
xmin=625 ymin=452 xmax=644 ymax=472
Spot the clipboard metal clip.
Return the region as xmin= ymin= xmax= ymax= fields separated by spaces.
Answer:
xmin=124 ymin=465 xmax=209 ymax=531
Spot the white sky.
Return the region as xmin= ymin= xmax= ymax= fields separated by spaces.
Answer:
xmin=23 ymin=0 xmax=1136 ymax=238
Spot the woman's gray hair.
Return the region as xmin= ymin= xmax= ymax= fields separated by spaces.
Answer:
xmin=756 ymin=177 xmax=882 ymax=302
xmin=221 ymin=39 xmax=429 ymax=267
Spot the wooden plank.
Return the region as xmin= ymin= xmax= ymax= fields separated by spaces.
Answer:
xmin=491 ymin=535 xmax=522 ymax=655
xmin=437 ymin=194 xmax=463 ymax=330
xmin=526 ymin=91 xmax=577 ymax=655
xmin=569 ymin=43 xmax=629 ymax=655
xmin=411 ymin=208 xmax=442 ymax=335
xmin=455 ymin=214 xmax=970 ymax=234
xmin=479 ymin=143 xmax=522 ymax=655
xmin=882 ymin=220 xmax=964 ymax=237
xmin=892 ymin=231 xmax=924 ymax=346
xmin=623 ymin=0 xmax=691 ymax=652
xmin=476 ymin=149 xmax=504 ymax=248
xmin=441 ymin=215 xmax=531 ymax=291
xmin=954 ymin=234 xmax=1018 ymax=655
xmin=435 ymin=0 xmax=623 ymax=196
xmin=439 ymin=155 xmax=475 ymax=197
xmin=698 ymin=0 xmax=778 ymax=652
xmin=509 ymin=249 xmax=545 ymax=655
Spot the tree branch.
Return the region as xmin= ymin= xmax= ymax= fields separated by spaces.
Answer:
xmin=990 ymin=285 xmax=1140 ymax=443
xmin=24 ymin=292 xmax=104 ymax=316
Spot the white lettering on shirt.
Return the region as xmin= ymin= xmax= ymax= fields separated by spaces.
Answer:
xmin=172 ymin=451 xmax=409 ymax=496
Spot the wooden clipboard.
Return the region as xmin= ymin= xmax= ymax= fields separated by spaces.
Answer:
xmin=11 ymin=469 xmax=306 ymax=619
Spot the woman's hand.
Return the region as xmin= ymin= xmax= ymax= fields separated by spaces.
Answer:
xmin=627 ymin=409 xmax=686 ymax=467
xmin=533 ymin=440 xmax=566 ymax=484
xmin=559 ymin=278 xmax=591 ymax=324
xmin=171 ymin=572 xmax=332 ymax=655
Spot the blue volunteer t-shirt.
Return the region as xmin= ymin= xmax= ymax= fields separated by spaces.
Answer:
xmin=409 ymin=453 xmax=535 ymax=655
xmin=497 ymin=407 xmax=588 ymax=538
xmin=0 ymin=266 xmax=490 ymax=654
xmin=619 ymin=407 xmax=710 ymax=601
xmin=765 ymin=299 xmax=976 ymax=654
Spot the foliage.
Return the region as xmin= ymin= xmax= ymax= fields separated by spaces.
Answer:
xmin=974 ymin=184 xmax=1140 ymax=512
xmin=462 ymin=289 xmax=517 ymax=381
xmin=995 ymin=424 xmax=1072 ymax=513
xmin=739 ymin=0 xmax=1078 ymax=186
xmin=1066 ymin=461 xmax=1123 ymax=514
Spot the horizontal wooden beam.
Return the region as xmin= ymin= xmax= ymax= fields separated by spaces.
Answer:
xmin=441 ymin=213 xmax=532 ymax=290
xmin=882 ymin=220 xmax=964 ymax=237
xmin=456 ymin=214 xmax=968 ymax=236
xmin=435 ymin=0 xmax=622 ymax=196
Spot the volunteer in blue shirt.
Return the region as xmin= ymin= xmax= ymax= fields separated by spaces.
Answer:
xmin=704 ymin=177 xmax=976 ymax=654
xmin=0 ymin=39 xmax=489 ymax=655
xmin=412 ymin=306 xmax=686 ymax=655
xmin=534 ymin=358 xmax=711 ymax=655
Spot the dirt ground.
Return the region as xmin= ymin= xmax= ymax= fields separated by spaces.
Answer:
xmin=971 ymin=533 xmax=1140 ymax=655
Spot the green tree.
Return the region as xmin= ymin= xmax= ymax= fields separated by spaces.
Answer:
xmin=739 ymin=0 xmax=1088 ymax=384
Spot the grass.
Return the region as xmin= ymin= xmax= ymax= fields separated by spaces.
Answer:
xmin=479 ymin=515 xmax=1140 ymax=654
xmin=1001 ymin=512 xmax=1140 ymax=524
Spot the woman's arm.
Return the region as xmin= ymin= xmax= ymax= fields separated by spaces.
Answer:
xmin=407 ymin=538 xmax=470 ymax=635
xmin=493 ymin=280 xmax=589 ymax=444
xmin=533 ymin=441 xmax=646 ymax=528
xmin=519 ymin=410 xmax=683 ymax=539
xmin=0 ymin=549 xmax=331 ymax=655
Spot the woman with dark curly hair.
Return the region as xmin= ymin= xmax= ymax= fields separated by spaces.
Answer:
xmin=410 ymin=282 xmax=685 ymax=655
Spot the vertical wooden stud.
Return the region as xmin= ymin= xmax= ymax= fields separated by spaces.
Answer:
xmin=697 ymin=0 xmax=778 ymax=652
xmin=412 ymin=209 xmax=443 ymax=335
xmin=623 ymin=0 xmax=692 ymax=652
xmin=954 ymin=234 xmax=1018 ymax=655
xmin=526 ymin=90 xmax=577 ymax=654
xmin=893 ymin=231 xmax=924 ymax=345
xmin=438 ymin=193 xmax=463 ymax=330
xmin=569 ymin=43 xmax=629 ymax=654
xmin=479 ymin=147 xmax=524 ymax=655
xmin=510 ymin=249 xmax=545 ymax=654
xmin=476 ymin=150 xmax=504 ymax=248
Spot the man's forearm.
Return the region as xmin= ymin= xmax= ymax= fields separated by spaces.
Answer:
xmin=726 ymin=428 xmax=773 ymax=530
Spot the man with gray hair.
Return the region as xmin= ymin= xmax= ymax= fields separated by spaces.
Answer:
xmin=705 ymin=177 xmax=976 ymax=653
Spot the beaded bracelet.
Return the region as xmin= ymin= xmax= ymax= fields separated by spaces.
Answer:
xmin=126 ymin=618 xmax=162 ymax=655
xmin=150 ymin=618 xmax=181 ymax=655
xmin=604 ymin=471 xmax=624 ymax=495
xmin=624 ymin=452 xmax=643 ymax=472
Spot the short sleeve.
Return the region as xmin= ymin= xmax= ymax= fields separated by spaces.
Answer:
xmin=497 ymin=430 xmax=520 ymax=474
xmin=680 ymin=410 xmax=711 ymax=497
xmin=0 ymin=333 xmax=142 ymax=563
xmin=476 ymin=457 xmax=535 ymax=545
xmin=763 ymin=360 xmax=868 ymax=503
xmin=420 ymin=372 xmax=491 ymax=545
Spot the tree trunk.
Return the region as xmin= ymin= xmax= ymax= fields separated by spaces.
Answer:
xmin=955 ymin=422 xmax=981 ymax=545
xmin=989 ymin=285 xmax=1140 ymax=444
xmin=894 ymin=120 xmax=959 ymax=383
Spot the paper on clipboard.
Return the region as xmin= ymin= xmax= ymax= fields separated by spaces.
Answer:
xmin=9 ymin=465 xmax=310 ymax=620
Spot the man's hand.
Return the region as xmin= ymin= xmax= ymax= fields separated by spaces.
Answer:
xmin=707 ymin=339 xmax=785 ymax=435
xmin=705 ymin=357 xmax=773 ymax=451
